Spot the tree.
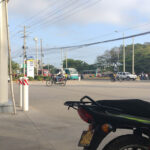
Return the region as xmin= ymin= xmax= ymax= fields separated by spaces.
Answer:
xmin=96 ymin=43 xmax=150 ymax=74
xmin=63 ymin=59 xmax=96 ymax=73
xmin=11 ymin=61 xmax=20 ymax=74
xmin=96 ymin=48 xmax=119 ymax=72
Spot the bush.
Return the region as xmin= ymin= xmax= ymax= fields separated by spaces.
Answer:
xmin=34 ymin=75 xmax=43 ymax=81
xmin=43 ymin=76 xmax=51 ymax=81
xmin=17 ymin=74 xmax=24 ymax=78
xmin=28 ymin=77 xmax=34 ymax=81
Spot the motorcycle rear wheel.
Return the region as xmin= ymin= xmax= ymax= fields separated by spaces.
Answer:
xmin=46 ymin=80 xmax=50 ymax=86
xmin=46 ymin=80 xmax=53 ymax=86
xmin=103 ymin=134 xmax=150 ymax=150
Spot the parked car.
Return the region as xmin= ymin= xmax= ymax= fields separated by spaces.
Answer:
xmin=116 ymin=72 xmax=137 ymax=80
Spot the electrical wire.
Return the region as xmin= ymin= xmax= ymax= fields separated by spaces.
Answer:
xmin=43 ymin=0 xmax=102 ymax=26
xmin=10 ymin=0 xmax=75 ymax=39
xmin=12 ymin=30 xmax=150 ymax=60
xmin=10 ymin=0 xmax=150 ymax=46
xmin=30 ymin=0 xmax=101 ymax=31
xmin=29 ymin=0 xmax=81 ymax=28
xmin=9 ymin=0 xmax=56 ymax=29
xmin=9 ymin=0 xmax=150 ymax=61
xmin=33 ymin=30 xmax=150 ymax=51
xmin=10 ymin=0 xmax=73 ymax=32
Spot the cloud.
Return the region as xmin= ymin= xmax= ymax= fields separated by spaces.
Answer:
xmin=68 ymin=0 xmax=143 ymax=25
xmin=8 ymin=0 xmax=51 ymax=17
xmin=8 ymin=0 xmax=150 ymax=26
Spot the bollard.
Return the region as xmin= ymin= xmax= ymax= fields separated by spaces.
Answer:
xmin=23 ymin=77 xmax=29 ymax=111
xmin=19 ymin=77 xmax=23 ymax=108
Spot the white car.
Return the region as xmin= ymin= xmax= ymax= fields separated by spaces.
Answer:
xmin=116 ymin=72 xmax=137 ymax=80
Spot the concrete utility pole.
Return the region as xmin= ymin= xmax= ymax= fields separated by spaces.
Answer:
xmin=132 ymin=37 xmax=135 ymax=74
xmin=0 ymin=0 xmax=13 ymax=112
xmin=5 ymin=0 xmax=16 ymax=114
xmin=23 ymin=26 xmax=26 ymax=76
xmin=61 ymin=49 xmax=63 ymax=69
xmin=34 ymin=38 xmax=38 ymax=75
xmin=123 ymin=33 xmax=126 ymax=72
xmin=21 ymin=26 xmax=29 ymax=76
xmin=40 ymin=39 xmax=43 ymax=76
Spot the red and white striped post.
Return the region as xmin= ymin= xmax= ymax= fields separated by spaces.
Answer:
xmin=23 ymin=77 xmax=29 ymax=111
xmin=19 ymin=77 xmax=23 ymax=108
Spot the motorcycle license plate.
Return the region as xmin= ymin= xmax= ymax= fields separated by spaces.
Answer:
xmin=78 ymin=130 xmax=94 ymax=147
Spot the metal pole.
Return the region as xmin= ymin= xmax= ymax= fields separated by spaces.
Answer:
xmin=34 ymin=38 xmax=38 ymax=75
xmin=123 ymin=33 xmax=125 ymax=72
xmin=117 ymin=48 xmax=120 ymax=72
xmin=36 ymin=40 xmax=38 ymax=75
xmin=132 ymin=37 xmax=135 ymax=74
xmin=40 ymin=39 xmax=43 ymax=76
xmin=23 ymin=26 xmax=26 ymax=76
xmin=61 ymin=49 xmax=63 ymax=69
xmin=65 ymin=50 xmax=68 ymax=68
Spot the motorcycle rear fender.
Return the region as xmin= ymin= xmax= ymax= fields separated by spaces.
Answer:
xmin=85 ymin=126 xmax=150 ymax=150
xmin=134 ymin=127 xmax=150 ymax=137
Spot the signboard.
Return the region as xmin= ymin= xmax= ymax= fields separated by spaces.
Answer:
xmin=27 ymin=56 xmax=34 ymax=60
xmin=27 ymin=60 xmax=34 ymax=78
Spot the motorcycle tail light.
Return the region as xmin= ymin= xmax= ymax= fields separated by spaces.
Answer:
xmin=101 ymin=124 xmax=112 ymax=133
xmin=78 ymin=108 xmax=93 ymax=123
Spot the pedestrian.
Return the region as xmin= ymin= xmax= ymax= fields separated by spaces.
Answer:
xmin=141 ymin=72 xmax=144 ymax=80
xmin=145 ymin=74 xmax=149 ymax=80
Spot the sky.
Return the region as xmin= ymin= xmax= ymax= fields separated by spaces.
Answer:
xmin=7 ymin=0 xmax=150 ymax=68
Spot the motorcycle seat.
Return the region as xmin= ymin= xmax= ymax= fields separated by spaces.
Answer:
xmin=97 ymin=99 xmax=150 ymax=119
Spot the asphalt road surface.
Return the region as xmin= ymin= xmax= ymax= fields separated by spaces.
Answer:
xmin=3 ymin=80 xmax=150 ymax=150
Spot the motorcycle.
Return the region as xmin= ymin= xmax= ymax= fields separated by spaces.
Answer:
xmin=64 ymin=96 xmax=150 ymax=150
xmin=46 ymin=75 xmax=66 ymax=86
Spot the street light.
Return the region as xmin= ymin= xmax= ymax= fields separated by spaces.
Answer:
xmin=33 ymin=38 xmax=38 ymax=75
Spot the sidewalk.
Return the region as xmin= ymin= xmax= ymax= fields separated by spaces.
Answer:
xmin=5 ymin=82 xmax=82 ymax=150
xmin=0 ymin=107 xmax=55 ymax=150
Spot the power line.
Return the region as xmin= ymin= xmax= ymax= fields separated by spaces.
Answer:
xmin=27 ymin=0 xmax=70 ymax=26
xmin=11 ymin=0 xmax=76 ymax=33
xmin=9 ymin=0 xmax=75 ymax=39
xmin=47 ymin=0 xmax=102 ymax=26
xmin=38 ymin=30 xmax=150 ymax=50
xmin=9 ymin=0 xmax=150 ymax=46
xmin=12 ymin=30 xmax=150 ymax=60
xmin=71 ymin=22 xmax=150 ymax=45
xmin=30 ymin=0 xmax=101 ymax=31
xmin=29 ymin=0 xmax=81 ymax=28
xmin=9 ymin=0 xmax=59 ymax=33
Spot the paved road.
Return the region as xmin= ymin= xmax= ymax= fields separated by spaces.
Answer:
xmin=1 ymin=80 xmax=150 ymax=150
